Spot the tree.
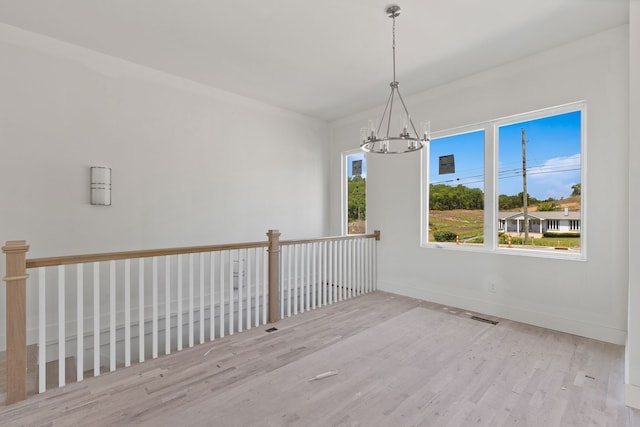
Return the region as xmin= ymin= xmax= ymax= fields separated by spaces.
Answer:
xmin=498 ymin=192 xmax=540 ymax=210
xmin=537 ymin=201 xmax=558 ymax=211
xmin=429 ymin=184 xmax=484 ymax=210
xmin=571 ymin=183 xmax=581 ymax=196
xmin=348 ymin=176 xmax=366 ymax=221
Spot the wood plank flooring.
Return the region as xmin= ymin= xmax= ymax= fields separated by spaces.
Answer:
xmin=0 ymin=291 xmax=638 ymax=426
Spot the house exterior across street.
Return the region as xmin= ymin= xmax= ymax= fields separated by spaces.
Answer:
xmin=498 ymin=209 xmax=581 ymax=235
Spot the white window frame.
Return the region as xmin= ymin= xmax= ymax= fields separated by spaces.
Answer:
xmin=341 ymin=149 xmax=366 ymax=236
xmin=421 ymin=124 xmax=491 ymax=251
xmin=421 ymin=101 xmax=586 ymax=260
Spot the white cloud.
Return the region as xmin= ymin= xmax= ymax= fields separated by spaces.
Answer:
xmin=527 ymin=153 xmax=580 ymax=199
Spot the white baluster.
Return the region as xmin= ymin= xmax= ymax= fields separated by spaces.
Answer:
xmin=307 ymin=243 xmax=312 ymax=311
xmin=347 ymin=240 xmax=352 ymax=299
xmin=246 ymin=248 xmax=252 ymax=330
xmin=367 ymin=239 xmax=376 ymax=291
xmin=189 ymin=253 xmax=194 ymax=347
xmin=210 ymin=252 xmax=216 ymax=341
xmin=93 ymin=262 xmax=100 ymax=377
xmin=138 ymin=258 xmax=145 ymax=363
xmin=294 ymin=245 xmax=299 ymax=315
xmin=357 ymin=240 xmax=361 ymax=293
xmin=165 ymin=256 xmax=171 ymax=355
xmin=38 ymin=267 xmax=46 ymax=393
xmin=152 ymin=257 xmax=158 ymax=359
xmin=373 ymin=237 xmax=378 ymax=290
xmin=254 ymin=248 xmax=262 ymax=328
xmin=355 ymin=239 xmax=360 ymax=296
xmin=200 ymin=252 xmax=205 ymax=344
xmin=124 ymin=259 xmax=131 ymax=367
xmin=320 ymin=242 xmax=326 ymax=307
xmin=311 ymin=242 xmax=317 ymax=310
xmin=77 ymin=264 xmax=84 ymax=381
xmin=352 ymin=239 xmax=365 ymax=295
xmin=359 ymin=240 xmax=364 ymax=293
xmin=177 ymin=254 xmax=183 ymax=351
xmin=296 ymin=244 xmax=305 ymax=313
xmin=280 ymin=246 xmax=285 ymax=320
xmin=262 ymin=248 xmax=267 ymax=325
xmin=287 ymin=246 xmax=292 ymax=317
xmin=364 ymin=239 xmax=369 ymax=293
xmin=219 ymin=251 xmax=225 ymax=338
xmin=238 ymin=250 xmax=243 ymax=333
xmin=329 ymin=241 xmax=337 ymax=304
xmin=228 ymin=250 xmax=234 ymax=335
xmin=58 ymin=265 xmax=65 ymax=387
xmin=301 ymin=244 xmax=305 ymax=311
xmin=109 ymin=261 xmax=116 ymax=372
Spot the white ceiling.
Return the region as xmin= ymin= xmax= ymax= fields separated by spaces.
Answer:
xmin=0 ymin=0 xmax=629 ymax=121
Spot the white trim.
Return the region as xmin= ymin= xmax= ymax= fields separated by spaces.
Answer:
xmin=625 ymin=384 xmax=640 ymax=410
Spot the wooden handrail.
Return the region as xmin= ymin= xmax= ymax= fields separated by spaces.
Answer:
xmin=26 ymin=241 xmax=269 ymax=268
xmin=279 ymin=232 xmax=379 ymax=246
xmin=25 ymin=232 xmax=380 ymax=268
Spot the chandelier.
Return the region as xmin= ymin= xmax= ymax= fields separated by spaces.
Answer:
xmin=361 ymin=5 xmax=429 ymax=154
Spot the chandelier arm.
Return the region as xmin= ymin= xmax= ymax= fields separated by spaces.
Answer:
xmin=395 ymin=88 xmax=422 ymax=139
xmin=386 ymin=89 xmax=396 ymax=138
xmin=376 ymin=89 xmax=395 ymax=137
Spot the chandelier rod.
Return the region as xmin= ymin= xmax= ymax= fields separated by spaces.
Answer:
xmin=392 ymin=11 xmax=397 ymax=84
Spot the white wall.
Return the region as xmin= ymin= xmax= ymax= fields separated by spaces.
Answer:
xmin=626 ymin=0 xmax=640 ymax=409
xmin=0 ymin=24 xmax=330 ymax=349
xmin=331 ymin=26 xmax=629 ymax=345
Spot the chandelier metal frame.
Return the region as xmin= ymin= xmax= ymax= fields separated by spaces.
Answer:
xmin=360 ymin=5 xmax=429 ymax=154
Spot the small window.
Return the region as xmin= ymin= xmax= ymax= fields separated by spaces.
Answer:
xmin=343 ymin=151 xmax=366 ymax=235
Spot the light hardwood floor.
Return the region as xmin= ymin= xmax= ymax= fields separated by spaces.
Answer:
xmin=1 ymin=291 xmax=638 ymax=426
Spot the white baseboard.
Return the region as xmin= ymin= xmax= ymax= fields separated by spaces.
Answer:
xmin=380 ymin=280 xmax=627 ymax=345
xmin=625 ymin=384 xmax=640 ymax=409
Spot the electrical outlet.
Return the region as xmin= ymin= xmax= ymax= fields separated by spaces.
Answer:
xmin=488 ymin=282 xmax=497 ymax=293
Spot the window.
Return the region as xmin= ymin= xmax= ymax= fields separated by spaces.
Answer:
xmin=497 ymin=109 xmax=582 ymax=254
xmin=422 ymin=102 xmax=585 ymax=258
xmin=425 ymin=129 xmax=485 ymax=246
xmin=343 ymin=150 xmax=366 ymax=235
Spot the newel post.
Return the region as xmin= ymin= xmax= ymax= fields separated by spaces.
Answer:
xmin=266 ymin=230 xmax=281 ymax=323
xmin=2 ymin=240 xmax=29 ymax=405
xmin=374 ymin=230 xmax=381 ymax=241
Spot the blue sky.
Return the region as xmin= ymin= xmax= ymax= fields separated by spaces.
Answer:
xmin=429 ymin=111 xmax=581 ymax=200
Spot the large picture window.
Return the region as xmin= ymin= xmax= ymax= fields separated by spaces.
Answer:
xmin=422 ymin=102 xmax=585 ymax=258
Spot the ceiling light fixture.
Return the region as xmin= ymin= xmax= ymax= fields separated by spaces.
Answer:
xmin=361 ymin=5 xmax=429 ymax=154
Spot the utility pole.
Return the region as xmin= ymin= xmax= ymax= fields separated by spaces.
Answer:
xmin=522 ymin=128 xmax=529 ymax=245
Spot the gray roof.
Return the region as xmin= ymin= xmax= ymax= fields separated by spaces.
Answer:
xmin=499 ymin=211 xmax=580 ymax=220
